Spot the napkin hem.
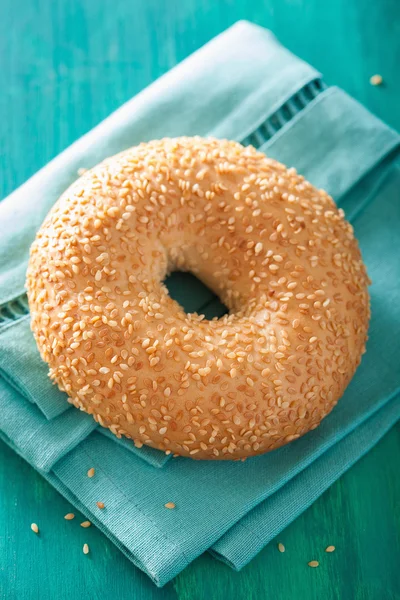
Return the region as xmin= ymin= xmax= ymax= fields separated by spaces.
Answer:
xmin=209 ymin=398 xmax=400 ymax=570
xmin=0 ymin=363 xmax=37 ymax=404
xmin=48 ymin=379 xmax=400 ymax=582
xmin=0 ymin=430 xmax=172 ymax=586
xmin=0 ymin=307 xmax=30 ymax=332
xmin=261 ymin=86 xmax=400 ymax=200
xmin=221 ymin=75 xmax=323 ymax=143
xmin=1 ymin=390 xmax=398 ymax=586
xmin=53 ymin=433 xmax=191 ymax=585
xmin=99 ymin=427 xmax=171 ymax=468
xmin=344 ymin=152 xmax=400 ymax=223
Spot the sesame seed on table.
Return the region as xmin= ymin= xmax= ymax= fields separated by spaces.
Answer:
xmin=64 ymin=513 xmax=75 ymax=521
xmin=0 ymin=0 xmax=399 ymax=599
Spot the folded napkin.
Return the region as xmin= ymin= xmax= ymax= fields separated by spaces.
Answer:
xmin=1 ymin=21 xmax=399 ymax=586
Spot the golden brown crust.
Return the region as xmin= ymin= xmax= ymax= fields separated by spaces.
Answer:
xmin=26 ymin=137 xmax=370 ymax=459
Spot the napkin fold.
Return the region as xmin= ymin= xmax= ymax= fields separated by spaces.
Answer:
xmin=0 ymin=21 xmax=399 ymax=586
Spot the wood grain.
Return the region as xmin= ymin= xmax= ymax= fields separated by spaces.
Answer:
xmin=0 ymin=0 xmax=399 ymax=598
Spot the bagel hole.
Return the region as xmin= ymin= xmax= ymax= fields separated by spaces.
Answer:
xmin=164 ymin=271 xmax=228 ymax=320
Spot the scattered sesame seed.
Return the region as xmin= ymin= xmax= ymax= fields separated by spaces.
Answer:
xmin=64 ymin=513 xmax=75 ymax=520
xmin=81 ymin=521 xmax=92 ymax=528
xmin=369 ymin=74 xmax=383 ymax=86
xmin=164 ymin=502 xmax=176 ymax=509
xmin=31 ymin=523 xmax=39 ymax=534
xmin=87 ymin=468 xmax=95 ymax=478
xmin=83 ymin=543 xmax=90 ymax=555
xmin=278 ymin=542 xmax=285 ymax=553
xmin=308 ymin=560 xmax=319 ymax=568
xmin=96 ymin=502 xmax=105 ymax=509
xmin=325 ymin=545 xmax=335 ymax=553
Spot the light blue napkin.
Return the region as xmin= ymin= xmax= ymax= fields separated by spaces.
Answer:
xmin=0 ymin=21 xmax=399 ymax=586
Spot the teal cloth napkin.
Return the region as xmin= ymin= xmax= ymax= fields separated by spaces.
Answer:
xmin=0 ymin=21 xmax=399 ymax=586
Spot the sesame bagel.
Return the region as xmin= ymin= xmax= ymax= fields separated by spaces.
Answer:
xmin=26 ymin=137 xmax=370 ymax=460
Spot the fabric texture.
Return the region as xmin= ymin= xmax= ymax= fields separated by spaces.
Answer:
xmin=0 ymin=21 xmax=399 ymax=586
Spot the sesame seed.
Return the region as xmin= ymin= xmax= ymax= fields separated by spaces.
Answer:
xmin=308 ymin=561 xmax=319 ymax=568
xmin=31 ymin=523 xmax=39 ymax=534
xmin=325 ymin=545 xmax=335 ymax=553
xmin=278 ymin=542 xmax=285 ymax=553
xmin=96 ymin=502 xmax=105 ymax=509
xmin=83 ymin=543 xmax=90 ymax=555
xmin=369 ymin=74 xmax=383 ymax=86
xmin=81 ymin=521 xmax=91 ymax=528
xmin=87 ymin=467 xmax=95 ymax=477
xmin=64 ymin=513 xmax=75 ymax=520
xmin=164 ymin=502 xmax=176 ymax=509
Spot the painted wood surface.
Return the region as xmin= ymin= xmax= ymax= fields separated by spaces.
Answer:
xmin=0 ymin=1 xmax=399 ymax=599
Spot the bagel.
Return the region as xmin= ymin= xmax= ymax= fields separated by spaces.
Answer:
xmin=26 ymin=137 xmax=370 ymax=460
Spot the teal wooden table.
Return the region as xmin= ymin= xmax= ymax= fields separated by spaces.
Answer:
xmin=0 ymin=1 xmax=399 ymax=599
